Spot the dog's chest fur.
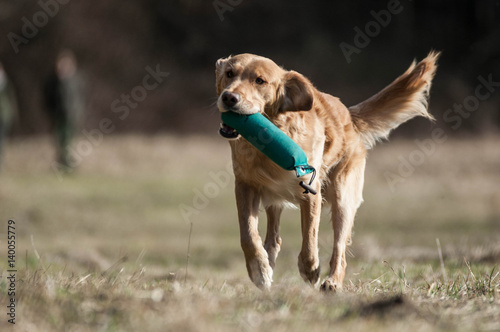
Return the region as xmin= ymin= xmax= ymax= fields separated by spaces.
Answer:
xmin=228 ymin=111 xmax=329 ymax=205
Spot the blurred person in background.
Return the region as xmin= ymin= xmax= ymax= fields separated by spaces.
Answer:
xmin=43 ymin=49 xmax=84 ymax=171
xmin=0 ymin=62 xmax=17 ymax=168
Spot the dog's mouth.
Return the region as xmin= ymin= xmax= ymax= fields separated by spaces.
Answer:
xmin=219 ymin=122 xmax=240 ymax=139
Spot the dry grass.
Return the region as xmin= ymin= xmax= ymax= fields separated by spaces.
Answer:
xmin=0 ymin=134 xmax=499 ymax=331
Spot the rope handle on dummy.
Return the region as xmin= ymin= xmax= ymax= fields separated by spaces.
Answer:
xmin=220 ymin=111 xmax=317 ymax=195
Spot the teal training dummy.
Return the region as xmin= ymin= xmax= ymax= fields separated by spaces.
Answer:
xmin=221 ymin=111 xmax=317 ymax=195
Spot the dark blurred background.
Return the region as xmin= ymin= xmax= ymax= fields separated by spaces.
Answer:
xmin=0 ymin=0 xmax=499 ymax=137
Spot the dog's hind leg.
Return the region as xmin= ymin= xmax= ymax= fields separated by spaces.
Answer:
xmin=235 ymin=180 xmax=273 ymax=290
xmin=321 ymin=155 xmax=365 ymax=292
xmin=264 ymin=205 xmax=283 ymax=269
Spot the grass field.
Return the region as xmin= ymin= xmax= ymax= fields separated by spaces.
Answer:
xmin=0 ymin=134 xmax=499 ymax=331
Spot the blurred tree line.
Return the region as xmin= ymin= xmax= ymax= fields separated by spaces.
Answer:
xmin=0 ymin=0 xmax=499 ymax=137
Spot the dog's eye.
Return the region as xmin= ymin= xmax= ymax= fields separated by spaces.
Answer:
xmin=226 ymin=70 xmax=234 ymax=78
xmin=255 ymin=77 xmax=265 ymax=85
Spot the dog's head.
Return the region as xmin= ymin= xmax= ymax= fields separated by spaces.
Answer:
xmin=216 ymin=54 xmax=314 ymax=139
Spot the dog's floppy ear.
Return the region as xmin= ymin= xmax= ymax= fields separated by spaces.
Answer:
xmin=280 ymin=71 xmax=314 ymax=112
xmin=215 ymin=56 xmax=229 ymax=76
xmin=215 ymin=56 xmax=231 ymax=95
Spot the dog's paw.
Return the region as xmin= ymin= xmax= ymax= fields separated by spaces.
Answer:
xmin=320 ymin=279 xmax=342 ymax=293
xmin=298 ymin=257 xmax=320 ymax=287
xmin=264 ymin=240 xmax=281 ymax=269
xmin=247 ymin=258 xmax=273 ymax=291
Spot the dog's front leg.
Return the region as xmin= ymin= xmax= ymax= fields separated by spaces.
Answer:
xmin=235 ymin=180 xmax=273 ymax=290
xmin=297 ymin=187 xmax=322 ymax=287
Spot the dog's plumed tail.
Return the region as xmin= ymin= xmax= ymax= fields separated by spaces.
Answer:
xmin=349 ymin=51 xmax=440 ymax=149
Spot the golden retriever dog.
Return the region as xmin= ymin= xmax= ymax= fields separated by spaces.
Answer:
xmin=216 ymin=52 xmax=439 ymax=291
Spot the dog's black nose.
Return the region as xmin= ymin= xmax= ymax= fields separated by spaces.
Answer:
xmin=221 ymin=91 xmax=241 ymax=108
